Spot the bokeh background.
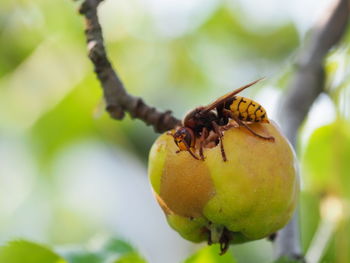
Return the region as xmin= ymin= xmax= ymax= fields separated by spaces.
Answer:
xmin=0 ymin=0 xmax=350 ymax=262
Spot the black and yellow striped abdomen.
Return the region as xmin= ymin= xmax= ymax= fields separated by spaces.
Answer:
xmin=228 ymin=96 xmax=269 ymax=122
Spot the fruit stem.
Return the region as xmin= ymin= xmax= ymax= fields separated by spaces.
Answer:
xmin=207 ymin=223 xmax=224 ymax=244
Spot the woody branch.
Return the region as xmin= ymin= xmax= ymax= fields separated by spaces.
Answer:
xmin=78 ymin=0 xmax=180 ymax=133
xmin=275 ymin=0 xmax=349 ymax=261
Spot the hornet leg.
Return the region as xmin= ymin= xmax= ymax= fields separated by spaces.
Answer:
xmin=211 ymin=121 xmax=227 ymax=162
xmin=198 ymin=127 xmax=209 ymax=160
xmin=183 ymin=140 xmax=200 ymax=160
xmin=236 ymin=118 xmax=275 ymax=141
xmin=223 ymin=109 xmax=274 ymax=141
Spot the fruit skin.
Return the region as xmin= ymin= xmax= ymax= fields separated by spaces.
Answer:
xmin=148 ymin=121 xmax=299 ymax=244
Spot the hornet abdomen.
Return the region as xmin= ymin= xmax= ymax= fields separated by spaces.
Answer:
xmin=227 ymin=96 xmax=269 ymax=123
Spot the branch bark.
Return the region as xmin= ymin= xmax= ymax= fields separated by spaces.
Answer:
xmin=78 ymin=0 xmax=181 ymax=133
xmin=275 ymin=0 xmax=349 ymax=261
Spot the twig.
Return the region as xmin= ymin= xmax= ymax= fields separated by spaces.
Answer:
xmin=78 ymin=0 xmax=181 ymax=133
xmin=278 ymin=0 xmax=349 ymax=144
xmin=275 ymin=0 xmax=349 ymax=261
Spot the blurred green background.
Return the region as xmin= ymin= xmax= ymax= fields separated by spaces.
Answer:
xmin=0 ymin=0 xmax=349 ymax=262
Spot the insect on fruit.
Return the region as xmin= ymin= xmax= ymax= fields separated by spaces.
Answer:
xmin=169 ymin=78 xmax=275 ymax=161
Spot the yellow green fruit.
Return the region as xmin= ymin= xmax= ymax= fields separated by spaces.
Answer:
xmin=148 ymin=121 xmax=299 ymax=246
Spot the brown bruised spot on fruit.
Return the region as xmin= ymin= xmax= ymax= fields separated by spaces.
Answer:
xmin=159 ymin=150 xmax=215 ymax=218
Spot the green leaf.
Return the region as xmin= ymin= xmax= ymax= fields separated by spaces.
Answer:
xmin=103 ymin=239 xmax=147 ymax=263
xmin=59 ymin=238 xmax=147 ymax=263
xmin=114 ymin=252 xmax=147 ymax=263
xmin=185 ymin=245 xmax=237 ymax=263
xmin=302 ymin=120 xmax=350 ymax=198
xmin=59 ymin=250 xmax=104 ymax=263
xmin=198 ymin=7 xmax=299 ymax=60
xmin=29 ymin=75 xmax=100 ymax=170
xmin=299 ymin=192 xmax=320 ymax=253
xmin=0 ymin=240 xmax=66 ymax=263
xmin=103 ymin=239 xmax=135 ymax=255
